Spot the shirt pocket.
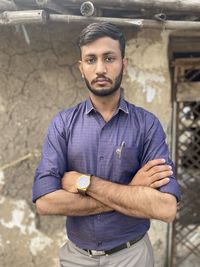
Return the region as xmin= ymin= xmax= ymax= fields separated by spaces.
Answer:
xmin=112 ymin=146 xmax=140 ymax=184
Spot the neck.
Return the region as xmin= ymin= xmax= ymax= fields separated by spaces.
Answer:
xmin=89 ymin=90 xmax=121 ymax=122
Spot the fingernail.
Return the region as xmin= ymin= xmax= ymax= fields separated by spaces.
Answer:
xmin=161 ymin=159 xmax=166 ymax=163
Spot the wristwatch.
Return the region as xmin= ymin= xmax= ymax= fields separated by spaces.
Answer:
xmin=76 ymin=174 xmax=91 ymax=195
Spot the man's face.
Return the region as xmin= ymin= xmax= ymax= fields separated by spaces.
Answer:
xmin=79 ymin=37 xmax=127 ymax=97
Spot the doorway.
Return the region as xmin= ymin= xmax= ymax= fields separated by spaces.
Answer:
xmin=169 ymin=39 xmax=200 ymax=267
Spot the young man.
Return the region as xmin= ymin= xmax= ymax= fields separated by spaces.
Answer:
xmin=32 ymin=23 xmax=180 ymax=267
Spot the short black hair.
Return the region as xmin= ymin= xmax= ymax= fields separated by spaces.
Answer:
xmin=77 ymin=22 xmax=126 ymax=58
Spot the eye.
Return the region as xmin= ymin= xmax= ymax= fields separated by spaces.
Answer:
xmin=85 ymin=57 xmax=96 ymax=64
xmin=105 ymin=56 xmax=115 ymax=63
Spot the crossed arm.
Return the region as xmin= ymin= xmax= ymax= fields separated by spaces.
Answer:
xmin=36 ymin=159 xmax=177 ymax=222
xmin=86 ymin=177 xmax=176 ymax=222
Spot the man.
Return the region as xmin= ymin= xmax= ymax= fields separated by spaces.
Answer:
xmin=32 ymin=23 xmax=180 ymax=267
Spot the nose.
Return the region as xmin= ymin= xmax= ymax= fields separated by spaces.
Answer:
xmin=95 ymin=59 xmax=107 ymax=75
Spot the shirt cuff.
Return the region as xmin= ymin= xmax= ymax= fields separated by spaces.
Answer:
xmin=159 ymin=178 xmax=181 ymax=202
xmin=32 ymin=175 xmax=61 ymax=203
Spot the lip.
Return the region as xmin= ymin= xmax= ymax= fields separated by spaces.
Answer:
xmin=95 ymin=79 xmax=108 ymax=85
xmin=93 ymin=77 xmax=111 ymax=85
xmin=96 ymin=77 xmax=107 ymax=81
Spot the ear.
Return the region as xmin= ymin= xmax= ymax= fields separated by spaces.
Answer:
xmin=122 ymin=58 xmax=128 ymax=74
xmin=78 ymin=60 xmax=84 ymax=78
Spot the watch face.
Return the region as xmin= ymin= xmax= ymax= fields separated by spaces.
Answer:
xmin=79 ymin=176 xmax=90 ymax=188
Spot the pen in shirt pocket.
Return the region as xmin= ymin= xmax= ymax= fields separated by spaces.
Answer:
xmin=116 ymin=141 xmax=125 ymax=158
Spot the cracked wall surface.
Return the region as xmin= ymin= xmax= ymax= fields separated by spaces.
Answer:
xmin=0 ymin=24 xmax=173 ymax=267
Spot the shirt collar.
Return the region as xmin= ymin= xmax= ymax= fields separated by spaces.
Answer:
xmin=118 ymin=97 xmax=129 ymax=114
xmin=85 ymin=96 xmax=129 ymax=115
xmin=85 ymin=98 xmax=95 ymax=114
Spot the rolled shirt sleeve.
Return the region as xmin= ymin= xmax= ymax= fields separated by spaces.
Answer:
xmin=32 ymin=112 xmax=68 ymax=202
xmin=141 ymin=113 xmax=181 ymax=202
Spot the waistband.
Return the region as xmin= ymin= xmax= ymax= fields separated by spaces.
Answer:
xmin=83 ymin=234 xmax=145 ymax=257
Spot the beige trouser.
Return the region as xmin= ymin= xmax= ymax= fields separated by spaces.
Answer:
xmin=59 ymin=234 xmax=154 ymax=267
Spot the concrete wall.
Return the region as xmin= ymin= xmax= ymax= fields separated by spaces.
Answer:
xmin=0 ymin=23 xmax=172 ymax=267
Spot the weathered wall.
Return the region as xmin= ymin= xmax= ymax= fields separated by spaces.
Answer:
xmin=0 ymin=23 xmax=172 ymax=267
xmin=124 ymin=29 xmax=172 ymax=267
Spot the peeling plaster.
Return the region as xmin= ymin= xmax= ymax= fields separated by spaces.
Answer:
xmin=0 ymin=236 xmax=3 ymax=250
xmin=0 ymin=196 xmax=5 ymax=204
xmin=0 ymin=199 xmax=52 ymax=254
xmin=0 ymin=171 xmax=5 ymax=193
xmin=0 ymin=200 xmax=26 ymax=234
xmin=145 ymin=86 xmax=156 ymax=103
xmin=128 ymin=66 xmax=165 ymax=85
xmin=0 ymin=208 xmax=26 ymax=234
xmin=0 ymin=170 xmax=5 ymax=186
xmin=30 ymin=235 xmax=52 ymax=256
xmin=127 ymin=66 xmax=165 ymax=103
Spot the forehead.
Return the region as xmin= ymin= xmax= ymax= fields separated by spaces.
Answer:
xmin=80 ymin=37 xmax=121 ymax=57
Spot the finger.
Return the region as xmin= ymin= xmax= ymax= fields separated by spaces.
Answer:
xmin=148 ymin=165 xmax=172 ymax=176
xmin=141 ymin=159 xmax=166 ymax=172
xmin=150 ymin=178 xmax=170 ymax=189
xmin=150 ymin=170 xmax=173 ymax=183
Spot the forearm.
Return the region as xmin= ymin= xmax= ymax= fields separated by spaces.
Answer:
xmin=87 ymin=176 xmax=177 ymax=223
xmin=36 ymin=189 xmax=112 ymax=216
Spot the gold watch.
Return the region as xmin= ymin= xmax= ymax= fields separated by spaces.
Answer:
xmin=76 ymin=174 xmax=91 ymax=195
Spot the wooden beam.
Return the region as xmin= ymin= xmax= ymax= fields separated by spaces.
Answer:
xmin=0 ymin=10 xmax=47 ymax=25
xmin=173 ymin=58 xmax=200 ymax=67
xmin=52 ymin=0 xmax=200 ymax=13
xmin=177 ymin=82 xmax=200 ymax=101
xmin=170 ymin=37 xmax=200 ymax=53
xmin=1 ymin=11 xmax=200 ymax=30
xmin=5 ymin=0 xmax=200 ymax=14
xmin=49 ymin=14 xmax=200 ymax=31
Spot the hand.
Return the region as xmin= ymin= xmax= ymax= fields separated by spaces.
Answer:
xmin=130 ymin=159 xmax=172 ymax=189
xmin=62 ymin=171 xmax=81 ymax=193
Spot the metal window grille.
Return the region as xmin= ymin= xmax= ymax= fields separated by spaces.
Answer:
xmin=171 ymin=58 xmax=200 ymax=267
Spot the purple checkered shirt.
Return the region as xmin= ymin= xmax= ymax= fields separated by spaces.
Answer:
xmin=32 ymin=97 xmax=180 ymax=250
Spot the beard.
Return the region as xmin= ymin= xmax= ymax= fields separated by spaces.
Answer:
xmin=84 ymin=66 xmax=123 ymax=97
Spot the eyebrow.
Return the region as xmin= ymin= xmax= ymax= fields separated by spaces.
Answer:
xmin=84 ymin=51 xmax=116 ymax=58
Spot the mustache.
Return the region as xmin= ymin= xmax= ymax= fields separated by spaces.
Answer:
xmin=91 ymin=75 xmax=112 ymax=84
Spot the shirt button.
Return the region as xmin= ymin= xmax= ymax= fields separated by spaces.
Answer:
xmin=98 ymin=241 xmax=102 ymax=246
xmin=99 ymin=156 xmax=104 ymax=160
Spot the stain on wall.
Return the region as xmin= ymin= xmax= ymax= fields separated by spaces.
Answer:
xmin=0 ymin=24 xmax=172 ymax=267
xmin=124 ymin=29 xmax=172 ymax=133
